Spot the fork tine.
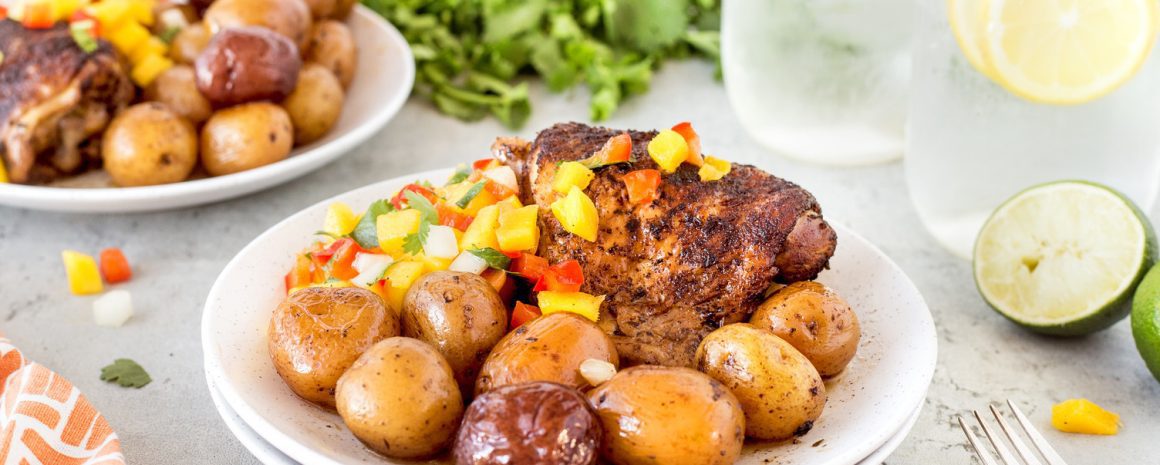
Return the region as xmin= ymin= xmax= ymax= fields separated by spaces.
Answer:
xmin=958 ymin=415 xmax=1002 ymax=465
xmin=974 ymin=409 xmax=1023 ymax=464
xmin=1006 ymin=400 xmax=1069 ymax=465
xmin=990 ymin=404 xmax=1044 ymax=465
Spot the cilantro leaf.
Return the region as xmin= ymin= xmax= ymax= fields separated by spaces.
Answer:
xmin=100 ymin=359 xmax=152 ymax=388
xmin=456 ymin=182 xmax=486 ymax=209
xmin=403 ymin=190 xmax=439 ymax=225
xmin=402 ymin=220 xmax=430 ymax=256
xmin=469 ymin=248 xmax=512 ymax=270
xmin=351 ymin=200 xmax=395 ymax=249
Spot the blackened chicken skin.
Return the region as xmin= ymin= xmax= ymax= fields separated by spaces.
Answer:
xmin=495 ymin=123 xmax=837 ymax=367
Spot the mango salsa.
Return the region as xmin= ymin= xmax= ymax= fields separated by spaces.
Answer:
xmin=647 ymin=130 xmax=689 ymax=173
xmin=538 ymin=291 xmax=604 ymax=322
xmin=460 ymin=204 xmax=501 ymax=251
xmin=107 ymin=21 xmax=151 ymax=55
xmin=553 ymin=161 xmax=595 ymax=194
xmin=130 ymin=54 xmax=173 ymax=87
xmin=384 ymin=261 xmax=425 ymax=310
xmin=129 ymin=37 xmax=168 ymax=65
xmin=376 ymin=209 xmax=422 ymax=256
xmin=441 ymin=180 xmax=497 ymax=216
xmin=1052 ymin=399 xmax=1119 ymax=435
xmin=323 ymin=202 xmax=359 ymax=237
xmin=62 ymin=250 xmax=103 ymax=295
xmin=550 ymin=186 xmax=599 ymax=242
xmin=698 ymin=156 xmax=731 ymax=182
xmin=495 ymin=205 xmax=540 ymax=252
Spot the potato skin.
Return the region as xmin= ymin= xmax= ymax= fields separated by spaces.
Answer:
xmin=282 ymin=63 xmax=344 ymax=145
xmin=200 ymin=102 xmax=293 ymax=176
xmin=453 ymin=382 xmax=601 ymax=465
xmin=204 ymin=0 xmax=313 ymax=49
xmin=169 ymin=22 xmax=213 ymax=65
xmin=101 ymin=103 xmax=197 ymax=187
xmin=303 ymin=0 xmax=337 ymax=18
xmin=145 ymin=66 xmax=213 ymax=125
xmin=587 ymin=366 xmax=745 ymax=465
xmin=751 ymin=281 xmax=861 ymax=377
xmin=695 ymin=323 xmax=826 ymax=440
xmin=332 ymin=0 xmax=356 ymax=18
xmin=336 ymin=337 xmax=464 ymax=459
xmin=402 ymin=271 xmax=508 ymax=395
xmin=475 ymin=312 xmax=618 ymax=396
xmin=268 ymin=287 xmax=398 ymax=409
xmin=195 ymin=27 xmax=302 ymax=107
xmin=304 ymin=20 xmax=357 ymax=88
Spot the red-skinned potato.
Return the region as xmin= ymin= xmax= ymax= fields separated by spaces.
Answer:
xmin=454 ymin=382 xmax=601 ymax=465
xmin=195 ymin=27 xmax=302 ymax=107
xmin=204 ymin=0 xmax=313 ymax=49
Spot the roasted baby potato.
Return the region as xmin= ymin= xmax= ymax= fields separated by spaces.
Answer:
xmin=169 ymin=22 xmax=213 ymax=65
xmin=695 ymin=323 xmax=826 ymax=440
xmin=751 ymin=281 xmax=861 ymax=377
xmin=195 ymin=27 xmax=302 ymax=107
xmin=268 ymin=286 xmax=398 ymax=409
xmin=332 ymin=0 xmax=356 ymax=19
xmin=145 ymin=65 xmax=213 ymax=125
xmin=336 ymin=337 xmax=464 ymax=459
xmin=402 ymin=271 xmax=508 ymax=395
xmin=282 ymin=63 xmax=344 ymax=146
xmin=101 ymin=103 xmax=197 ymax=187
xmin=303 ymin=0 xmax=337 ymax=18
xmin=475 ymin=312 xmax=618 ymax=396
xmin=587 ymin=366 xmax=745 ymax=465
xmin=204 ymin=0 xmax=313 ymax=49
xmin=454 ymin=382 xmax=601 ymax=465
xmin=200 ymin=102 xmax=294 ymax=176
xmin=304 ymin=20 xmax=357 ymax=88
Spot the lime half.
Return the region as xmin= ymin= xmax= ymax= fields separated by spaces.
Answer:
xmin=974 ymin=181 xmax=1156 ymax=336
xmin=1132 ymin=264 xmax=1160 ymax=382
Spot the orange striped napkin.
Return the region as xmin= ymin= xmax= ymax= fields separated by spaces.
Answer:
xmin=0 ymin=337 xmax=125 ymax=464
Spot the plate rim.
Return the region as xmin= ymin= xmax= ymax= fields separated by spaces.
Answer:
xmin=0 ymin=5 xmax=415 ymax=213
xmin=202 ymin=168 xmax=939 ymax=465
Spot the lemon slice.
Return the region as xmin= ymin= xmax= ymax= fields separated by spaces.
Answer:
xmin=981 ymin=0 xmax=1158 ymax=104
xmin=947 ymin=0 xmax=993 ymax=78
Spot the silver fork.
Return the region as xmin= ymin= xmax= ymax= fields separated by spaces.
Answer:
xmin=956 ymin=400 xmax=1069 ymax=465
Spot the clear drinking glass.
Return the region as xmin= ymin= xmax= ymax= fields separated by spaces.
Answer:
xmin=906 ymin=1 xmax=1160 ymax=259
xmin=721 ymin=0 xmax=913 ymax=166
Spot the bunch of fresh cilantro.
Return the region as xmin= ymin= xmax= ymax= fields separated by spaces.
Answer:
xmin=360 ymin=0 xmax=721 ymax=128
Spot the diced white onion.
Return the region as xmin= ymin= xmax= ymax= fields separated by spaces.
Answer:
xmin=448 ymin=251 xmax=489 ymax=274
xmin=424 ymin=225 xmax=459 ymax=259
xmin=352 ymin=253 xmax=393 ymax=287
xmin=159 ymin=9 xmax=190 ymax=30
xmin=93 ymin=290 xmax=134 ymax=327
xmin=483 ymin=166 xmax=519 ymax=193
xmin=579 ymin=358 xmax=617 ymax=386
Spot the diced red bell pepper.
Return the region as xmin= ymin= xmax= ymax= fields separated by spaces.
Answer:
xmin=671 ymin=122 xmax=704 ymax=166
xmin=98 ymin=248 xmax=132 ymax=283
xmin=511 ymin=301 xmax=542 ymax=329
xmin=473 ymin=159 xmax=498 ymax=171
xmin=511 ymin=253 xmax=549 ymax=280
xmin=437 ymin=203 xmax=475 ymax=231
xmin=482 ymin=268 xmax=515 ymax=305
xmin=70 ymin=10 xmax=101 ymax=37
xmin=484 ymin=179 xmax=516 ymax=201
xmin=284 ymin=255 xmax=315 ymax=292
xmin=622 ymin=169 xmax=662 ymax=205
xmin=390 ymin=183 xmax=438 ymax=210
xmin=309 ymin=240 xmax=343 ymax=268
xmin=580 ymin=133 xmax=632 ymax=168
xmin=22 ymin=1 xmax=54 ymax=29
xmin=326 ymin=238 xmax=365 ymax=280
xmin=536 ymin=259 xmax=584 ymax=292
xmin=501 ymin=249 xmax=523 ymax=259
xmin=0 ymin=6 xmax=9 ymax=21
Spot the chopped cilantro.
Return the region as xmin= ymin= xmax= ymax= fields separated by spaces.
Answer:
xmin=351 ymin=200 xmax=395 ymax=249
xmin=100 ymin=359 xmax=152 ymax=388
xmin=402 ymin=221 xmax=430 ymax=256
xmin=469 ymin=247 xmax=512 ymax=270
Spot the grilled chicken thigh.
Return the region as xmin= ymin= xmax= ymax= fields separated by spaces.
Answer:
xmin=0 ymin=20 xmax=134 ymax=183
xmin=495 ymin=123 xmax=838 ymax=367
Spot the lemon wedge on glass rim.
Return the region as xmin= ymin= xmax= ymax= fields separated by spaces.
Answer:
xmin=949 ymin=0 xmax=1158 ymax=104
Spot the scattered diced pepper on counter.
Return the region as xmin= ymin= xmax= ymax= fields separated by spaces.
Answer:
xmin=62 ymin=250 xmax=103 ymax=295
xmin=98 ymin=247 xmax=132 ymax=284
xmin=1052 ymin=399 xmax=1119 ymax=435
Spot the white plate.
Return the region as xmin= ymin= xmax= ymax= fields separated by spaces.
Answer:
xmin=0 ymin=6 xmax=414 ymax=213
xmin=201 ymin=168 xmax=938 ymax=465
xmin=856 ymin=401 xmax=923 ymax=465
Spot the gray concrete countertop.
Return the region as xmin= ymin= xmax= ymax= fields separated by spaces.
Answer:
xmin=2 ymin=61 xmax=1157 ymax=464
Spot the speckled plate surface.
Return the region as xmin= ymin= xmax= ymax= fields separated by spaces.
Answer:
xmin=0 ymin=5 xmax=413 ymax=213
xmin=201 ymin=168 xmax=938 ymax=465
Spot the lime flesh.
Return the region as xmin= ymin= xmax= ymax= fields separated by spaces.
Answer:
xmin=1132 ymin=264 xmax=1160 ymax=383
xmin=974 ymin=181 xmax=1156 ymax=336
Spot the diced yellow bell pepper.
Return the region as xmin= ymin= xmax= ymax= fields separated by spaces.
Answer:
xmin=460 ymin=204 xmax=501 ymax=251
xmin=384 ymin=261 xmax=425 ymax=310
xmin=538 ymin=291 xmax=604 ymax=322
xmin=550 ymin=186 xmax=599 ymax=242
xmin=552 ymin=161 xmax=595 ymax=194
xmin=131 ymin=54 xmax=172 ymax=87
xmin=440 ymin=181 xmax=497 ymax=216
xmin=1052 ymin=399 xmax=1119 ymax=435
xmin=323 ymin=202 xmax=359 ymax=237
xmin=698 ymin=156 xmax=731 ymax=182
xmin=647 ymin=130 xmax=689 ymax=173
xmin=376 ymin=209 xmax=422 ymax=256
xmin=495 ymin=195 xmax=523 ymax=214
xmin=62 ymin=250 xmax=103 ymax=295
xmin=129 ymin=37 xmax=168 ymax=66
xmin=495 ymin=205 xmax=540 ymax=253
xmin=107 ymin=21 xmax=151 ymax=55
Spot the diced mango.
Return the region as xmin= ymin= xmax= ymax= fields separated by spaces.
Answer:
xmin=550 ymin=186 xmax=599 ymax=242
xmin=698 ymin=156 xmax=731 ymax=182
xmin=538 ymin=291 xmax=604 ymax=322
xmin=51 ymin=0 xmax=87 ymax=21
xmin=416 ymin=254 xmax=453 ymax=273
xmin=647 ymin=130 xmax=689 ymax=173
xmin=129 ymin=37 xmax=168 ymax=65
xmin=130 ymin=54 xmax=172 ymax=87
xmin=1052 ymin=399 xmax=1119 ymax=435
xmin=376 ymin=209 xmax=422 ymax=256
xmin=552 ymin=161 xmax=595 ymax=194
xmin=127 ymin=0 xmax=154 ymax=25
xmin=88 ymin=0 xmax=133 ymax=29
xmin=460 ymin=204 xmax=501 ymax=251
xmin=441 ymin=181 xmax=497 ymax=216
xmin=108 ymin=21 xmax=151 ymax=55
xmin=0 ymin=160 xmax=8 ymax=183
xmin=495 ymin=205 xmax=539 ymax=252
xmin=384 ymin=261 xmax=425 ymax=311
xmin=62 ymin=250 xmax=103 ymax=295
xmin=323 ymin=202 xmax=359 ymax=237
xmin=495 ymin=195 xmax=523 ymax=214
